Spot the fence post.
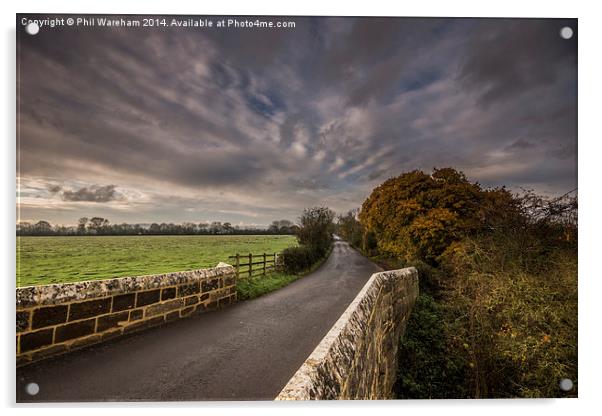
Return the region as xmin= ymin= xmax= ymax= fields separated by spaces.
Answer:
xmin=235 ymin=253 xmax=240 ymax=279
xmin=248 ymin=253 xmax=253 ymax=278
xmin=263 ymin=253 xmax=266 ymax=276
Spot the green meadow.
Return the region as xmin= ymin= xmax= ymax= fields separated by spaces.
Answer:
xmin=17 ymin=235 xmax=297 ymax=287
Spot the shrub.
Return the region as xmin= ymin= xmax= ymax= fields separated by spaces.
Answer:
xmin=395 ymin=294 xmax=468 ymax=399
xmin=439 ymin=236 xmax=577 ymax=398
xmin=403 ymin=259 xmax=445 ymax=294
xmin=296 ymin=207 xmax=335 ymax=256
xmin=397 ymin=236 xmax=577 ymax=399
xmin=276 ymin=206 xmax=335 ymax=275
xmin=278 ymin=245 xmax=320 ymax=274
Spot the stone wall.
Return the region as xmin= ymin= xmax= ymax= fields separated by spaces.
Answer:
xmin=16 ymin=263 xmax=237 ymax=366
xmin=276 ymin=267 xmax=418 ymax=400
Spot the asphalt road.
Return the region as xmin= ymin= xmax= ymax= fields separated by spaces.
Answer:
xmin=16 ymin=239 xmax=381 ymax=402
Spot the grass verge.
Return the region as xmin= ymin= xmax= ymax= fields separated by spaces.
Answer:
xmin=236 ymin=243 xmax=334 ymax=301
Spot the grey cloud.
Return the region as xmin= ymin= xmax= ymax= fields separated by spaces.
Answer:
xmin=345 ymin=57 xmax=405 ymax=107
xmin=289 ymin=177 xmax=331 ymax=191
xmin=318 ymin=18 xmax=452 ymax=108
xmin=61 ymin=185 xmax=120 ymax=203
xmin=458 ymin=19 xmax=577 ymax=105
xmin=365 ymin=168 xmax=389 ymax=182
xmin=506 ymin=139 xmax=536 ymax=151
xmin=547 ymin=144 xmax=577 ymax=160
xmin=17 ymin=15 xmax=577 ymax=224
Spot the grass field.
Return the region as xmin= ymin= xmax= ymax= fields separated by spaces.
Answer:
xmin=17 ymin=235 xmax=297 ymax=287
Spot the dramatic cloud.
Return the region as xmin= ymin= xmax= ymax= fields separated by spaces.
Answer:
xmin=61 ymin=185 xmax=119 ymax=203
xmin=458 ymin=19 xmax=577 ymax=105
xmin=16 ymin=15 xmax=577 ymax=225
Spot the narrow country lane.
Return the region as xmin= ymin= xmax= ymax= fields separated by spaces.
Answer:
xmin=16 ymin=239 xmax=381 ymax=402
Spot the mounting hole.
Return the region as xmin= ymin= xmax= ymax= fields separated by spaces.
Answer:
xmin=25 ymin=22 xmax=40 ymax=36
xmin=560 ymin=26 xmax=573 ymax=40
xmin=559 ymin=378 xmax=573 ymax=392
xmin=25 ymin=382 xmax=40 ymax=396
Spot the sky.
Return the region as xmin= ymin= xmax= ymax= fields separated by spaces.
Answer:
xmin=17 ymin=16 xmax=577 ymax=227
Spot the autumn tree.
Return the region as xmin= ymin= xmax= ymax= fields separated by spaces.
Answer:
xmin=359 ymin=168 xmax=486 ymax=262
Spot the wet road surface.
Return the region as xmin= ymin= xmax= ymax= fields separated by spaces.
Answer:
xmin=16 ymin=239 xmax=380 ymax=402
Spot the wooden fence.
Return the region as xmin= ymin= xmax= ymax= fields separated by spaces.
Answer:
xmin=228 ymin=253 xmax=279 ymax=279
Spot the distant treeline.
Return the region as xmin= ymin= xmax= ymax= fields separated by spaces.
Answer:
xmin=17 ymin=217 xmax=298 ymax=236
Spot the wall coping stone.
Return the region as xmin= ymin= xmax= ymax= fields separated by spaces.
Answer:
xmin=275 ymin=266 xmax=418 ymax=400
xmin=17 ymin=264 xmax=235 ymax=309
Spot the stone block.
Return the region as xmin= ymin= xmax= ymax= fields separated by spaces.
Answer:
xmin=69 ymin=298 xmax=111 ymax=321
xmin=20 ymin=328 xmax=54 ymax=353
xmin=112 ymin=293 xmax=136 ymax=312
xmin=166 ymin=311 xmax=180 ymax=322
xmin=55 ymin=318 xmax=96 ymax=342
xmin=161 ymin=287 xmax=176 ymax=301
xmin=32 ymin=305 xmax=68 ymax=329
xmin=129 ymin=309 xmax=143 ymax=321
xmin=123 ymin=315 xmax=164 ymax=334
xmin=180 ymin=306 xmax=195 ymax=317
xmin=101 ymin=327 xmax=123 ymax=342
xmin=16 ymin=310 xmax=30 ymax=333
xmin=136 ymin=289 xmax=160 ymax=307
xmin=28 ymin=343 xmax=68 ymax=362
xmin=145 ymin=299 xmax=184 ymax=317
xmin=201 ymin=278 xmax=220 ymax=292
xmin=70 ymin=334 xmax=103 ymax=350
xmin=185 ymin=295 xmax=199 ymax=306
xmin=210 ymin=288 xmax=230 ymax=302
xmin=16 ymin=286 xmax=37 ymax=309
xmin=97 ymin=311 xmax=130 ymax=332
xmin=177 ymin=282 xmax=200 ymax=297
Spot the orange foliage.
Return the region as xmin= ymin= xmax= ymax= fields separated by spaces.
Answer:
xmin=359 ymin=168 xmax=493 ymax=262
